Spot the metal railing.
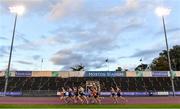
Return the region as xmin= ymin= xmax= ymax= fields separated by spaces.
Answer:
xmin=22 ymin=90 xmax=57 ymax=97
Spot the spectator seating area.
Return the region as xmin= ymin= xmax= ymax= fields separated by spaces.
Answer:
xmin=0 ymin=77 xmax=180 ymax=92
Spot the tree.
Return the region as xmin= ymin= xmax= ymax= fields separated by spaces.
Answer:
xmin=70 ymin=64 xmax=85 ymax=71
xmin=124 ymin=69 xmax=129 ymax=71
xmin=135 ymin=64 xmax=148 ymax=71
xmin=116 ymin=67 xmax=122 ymax=71
xmin=151 ymin=45 xmax=180 ymax=71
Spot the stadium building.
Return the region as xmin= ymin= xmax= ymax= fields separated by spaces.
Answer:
xmin=0 ymin=71 xmax=180 ymax=96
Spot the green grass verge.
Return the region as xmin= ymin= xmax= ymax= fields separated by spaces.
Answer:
xmin=0 ymin=104 xmax=180 ymax=108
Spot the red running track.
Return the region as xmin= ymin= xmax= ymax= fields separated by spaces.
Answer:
xmin=0 ymin=97 xmax=180 ymax=104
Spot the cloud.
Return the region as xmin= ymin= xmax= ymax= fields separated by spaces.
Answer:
xmin=16 ymin=60 xmax=33 ymax=65
xmin=169 ymin=32 xmax=180 ymax=47
xmin=109 ymin=0 xmax=140 ymax=16
xmin=77 ymin=36 xmax=119 ymax=54
xmin=32 ymin=55 xmax=41 ymax=60
xmin=0 ymin=46 xmax=10 ymax=57
xmin=48 ymin=12 xmax=145 ymax=57
xmin=119 ymin=17 xmax=144 ymax=32
xmin=48 ymin=0 xmax=147 ymax=46
xmin=1 ymin=0 xmax=173 ymax=71
xmin=118 ymin=56 xmax=128 ymax=59
xmin=51 ymin=49 xmax=83 ymax=65
xmin=156 ymin=27 xmax=180 ymax=35
xmin=0 ymin=0 xmax=84 ymax=19
xmin=130 ymin=48 xmax=161 ymax=59
xmin=0 ymin=36 xmax=8 ymax=40
xmin=15 ymin=33 xmax=70 ymax=51
xmin=15 ymin=32 xmax=31 ymax=43
xmin=49 ymin=21 xmax=120 ymax=70
xmin=48 ymin=0 xmax=84 ymax=20
xmin=50 ymin=49 xmax=116 ymax=70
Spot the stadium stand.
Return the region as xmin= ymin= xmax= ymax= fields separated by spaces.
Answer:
xmin=0 ymin=77 xmax=180 ymax=92
xmin=0 ymin=71 xmax=180 ymax=96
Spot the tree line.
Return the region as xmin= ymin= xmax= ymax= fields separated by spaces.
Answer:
xmin=71 ymin=45 xmax=180 ymax=71
xmin=134 ymin=45 xmax=180 ymax=71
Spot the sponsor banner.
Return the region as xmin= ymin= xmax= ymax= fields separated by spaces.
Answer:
xmin=171 ymin=71 xmax=176 ymax=79
xmin=10 ymin=71 xmax=16 ymax=77
xmin=122 ymin=92 xmax=134 ymax=96
xmin=136 ymin=71 xmax=143 ymax=77
xmin=77 ymin=71 xmax=85 ymax=77
xmin=32 ymin=71 xmax=52 ymax=77
xmin=169 ymin=91 xmax=180 ymax=95
xmin=84 ymin=71 xmax=125 ymax=77
xmin=116 ymin=71 xmax=126 ymax=77
xmin=121 ymin=92 xmax=149 ymax=96
xmin=15 ymin=71 xmax=32 ymax=77
xmin=2 ymin=71 xmax=180 ymax=77
xmin=134 ymin=92 xmax=148 ymax=96
xmin=52 ymin=71 xmax=59 ymax=77
xmin=175 ymin=71 xmax=180 ymax=77
xmin=57 ymin=91 xmax=180 ymax=96
xmin=0 ymin=92 xmax=22 ymax=96
xmin=69 ymin=71 xmax=77 ymax=77
xmin=100 ymin=92 xmax=111 ymax=96
xmin=168 ymin=71 xmax=171 ymax=77
xmin=152 ymin=71 xmax=169 ymax=77
xmin=59 ymin=71 xmax=69 ymax=78
xmin=142 ymin=71 xmax=152 ymax=77
xmin=175 ymin=92 xmax=180 ymax=95
xmin=126 ymin=71 xmax=136 ymax=77
xmin=68 ymin=71 xmax=85 ymax=77
xmin=0 ymin=71 xmax=4 ymax=77
xmin=157 ymin=92 xmax=169 ymax=96
xmin=152 ymin=92 xmax=158 ymax=96
xmin=3 ymin=71 xmax=16 ymax=77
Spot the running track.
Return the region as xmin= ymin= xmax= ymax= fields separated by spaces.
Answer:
xmin=0 ymin=97 xmax=180 ymax=104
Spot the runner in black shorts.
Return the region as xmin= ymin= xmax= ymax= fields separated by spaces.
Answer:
xmin=116 ymin=87 xmax=127 ymax=104
xmin=88 ymin=86 xmax=94 ymax=103
xmin=59 ymin=87 xmax=67 ymax=103
xmin=79 ymin=86 xmax=88 ymax=104
xmin=67 ymin=87 xmax=75 ymax=103
xmin=73 ymin=87 xmax=83 ymax=104
xmin=92 ymin=85 xmax=101 ymax=104
xmin=111 ymin=87 xmax=117 ymax=104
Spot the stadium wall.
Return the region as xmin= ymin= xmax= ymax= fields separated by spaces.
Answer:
xmin=0 ymin=71 xmax=179 ymax=77
xmin=1 ymin=91 xmax=180 ymax=96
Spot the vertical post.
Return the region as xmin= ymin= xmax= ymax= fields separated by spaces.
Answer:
xmin=41 ymin=58 xmax=43 ymax=71
xmin=162 ymin=16 xmax=175 ymax=96
xmin=105 ymin=58 xmax=109 ymax=71
xmin=140 ymin=58 xmax=142 ymax=71
xmin=108 ymin=61 xmax=109 ymax=72
xmin=4 ymin=14 xmax=18 ymax=96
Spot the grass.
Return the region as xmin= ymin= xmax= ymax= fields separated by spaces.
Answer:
xmin=0 ymin=104 xmax=180 ymax=108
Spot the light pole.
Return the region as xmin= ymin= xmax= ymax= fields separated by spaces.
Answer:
xmin=4 ymin=5 xmax=25 ymax=96
xmin=155 ymin=7 xmax=175 ymax=96
xmin=105 ymin=58 xmax=109 ymax=71
xmin=41 ymin=58 xmax=43 ymax=71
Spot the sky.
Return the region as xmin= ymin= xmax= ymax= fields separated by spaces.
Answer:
xmin=0 ymin=0 xmax=180 ymax=71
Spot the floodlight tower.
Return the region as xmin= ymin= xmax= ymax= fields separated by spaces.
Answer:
xmin=4 ymin=5 xmax=25 ymax=96
xmin=155 ymin=6 xmax=175 ymax=96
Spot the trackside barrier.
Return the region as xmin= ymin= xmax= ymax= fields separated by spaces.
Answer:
xmin=56 ymin=91 xmax=180 ymax=97
xmin=22 ymin=90 xmax=57 ymax=97
xmin=0 ymin=92 xmax=22 ymax=96
xmin=1 ymin=91 xmax=180 ymax=97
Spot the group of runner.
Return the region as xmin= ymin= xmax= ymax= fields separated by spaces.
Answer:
xmin=59 ymin=85 xmax=127 ymax=104
xmin=59 ymin=85 xmax=100 ymax=104
xmin=110 ymin=87 xmax=127 ymax=104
